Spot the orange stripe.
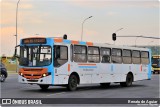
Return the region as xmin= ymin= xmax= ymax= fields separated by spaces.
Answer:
xmin=86 ymin=42 xmax=93 ymax=46
xmin=19 ymin=68 xmax=48 ymax=79
xmin=72 ymin=40 xmax=79 ymax=44
xmin=68 ymin=64 xmax=70 ymax=72
xmin=54 ymin=38 xmax=63 ymax=42
xmin=24 ymin=37 xmax=45 ymax=39
xmin=78 ymin=64 xmax=96 ymax=66
xmin=140 ymin=65 xmax=142 ymax=72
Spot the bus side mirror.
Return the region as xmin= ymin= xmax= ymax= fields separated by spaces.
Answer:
xmin=14 ymin=45 xmax=20 ymax=58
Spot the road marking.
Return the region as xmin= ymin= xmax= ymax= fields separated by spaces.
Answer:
xmin=46 ymin=92 xmax=66 ymax=96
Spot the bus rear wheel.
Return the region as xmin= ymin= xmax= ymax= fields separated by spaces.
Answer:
xmin=67 ymin=75 xmax=78 ymax=91
xmin=120 ymin=73 xmax=133 ymax=87
xmin=100 ymin=83 xmax=110 ymax=88
xmin=39 ymin=85 xmax=49 ymax=90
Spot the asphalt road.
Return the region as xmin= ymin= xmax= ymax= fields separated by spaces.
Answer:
xmin=1 ymin=74 xmax=159 ymax=98
xmin=0 ymin=74 xmax=159 ymax=106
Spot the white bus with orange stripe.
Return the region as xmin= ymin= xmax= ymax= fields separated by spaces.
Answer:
xmin=15 ymin=36 xmax=152 ymax=91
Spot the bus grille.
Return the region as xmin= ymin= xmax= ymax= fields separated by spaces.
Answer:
xmin=27 ymin=80 xmax=38 ymax=82
xmin=23 ymin=69 xmax=42 ymax=71
xmin=19 ymin=68 xmax=48 ymax=79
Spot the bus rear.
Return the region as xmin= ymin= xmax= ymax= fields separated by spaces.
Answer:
xmin=152 ymin=55 xmax=160 ymax=74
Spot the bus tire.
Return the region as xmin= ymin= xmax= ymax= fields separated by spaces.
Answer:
xmin=100 ymin=83 xmax=110 ymax=88
xmin=120 ymin=73 xmax=133 ymax=87
xmin=67 ymin=75 xmax=78 ymax=91
xmin=39 ymin=85 xmax=49 ymax=90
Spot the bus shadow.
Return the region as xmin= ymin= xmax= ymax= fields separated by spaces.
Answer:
xmin=23 ymin=84 xmax=147 ymax=94
xmin=23 ymin=87 xmax=67 ymax=93
xmin=76 ymin=84 xmax=147 ymax=92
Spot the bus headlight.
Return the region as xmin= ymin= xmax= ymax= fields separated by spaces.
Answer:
xmin=20 ymin=73 xmax=23 ymax=76
xmin=42 ymin=73 xmax=46 ymax=77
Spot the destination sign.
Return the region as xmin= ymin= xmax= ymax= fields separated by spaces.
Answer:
xmin=22 ymin=38 xmax=46 ymax=44
xmin=152 ymin=56 xmax=160 ymax=59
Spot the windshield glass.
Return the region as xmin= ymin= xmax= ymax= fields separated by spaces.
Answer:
xmin=20 ymin=46 xmax=52 ymax=67
xmin=152 ymin=57 xmax=160 ymax=67
xmin=152 ymin=58 xmax=160 ymax=64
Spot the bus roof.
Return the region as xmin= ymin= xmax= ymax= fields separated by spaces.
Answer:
xmin=53 ymin=38 xmax=150 ymax=51
xmin=20 ymin=37 xmax=150 ymax=51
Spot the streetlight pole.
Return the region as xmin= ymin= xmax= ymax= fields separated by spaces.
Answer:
xmin=16 ymin=0 xmax=21 ymax=46
xmin=15 ymin=0 xmax=21 ymax=72
xmin=115 ymin=28 xmax=123 ymax=33
xmin=81 ymin=16 xmax=93 ymax=41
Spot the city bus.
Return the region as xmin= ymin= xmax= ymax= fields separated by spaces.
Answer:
xmin=15 ymin=36 xmax=152 ymax=91
xmin=152 ymin=55 xmax=160 ymax=74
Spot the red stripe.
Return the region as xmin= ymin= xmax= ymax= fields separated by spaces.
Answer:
xmin=78 ymin=64 xmax=96 ymax=66
xmin=140 ymin=65 xmax=142 ymax=72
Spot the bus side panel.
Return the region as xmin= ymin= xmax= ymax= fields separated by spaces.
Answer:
xmin=72 ymin=63 xmax=93 ymax=84
xmin=142 ymin=64 xmax=149 ymax=79
xmin=54 ymin=75 xmax=59 ymax=84
xmin=99 ymin=64 xmax=112 ymax=83
xmin=79 ymin=73 xmax=89 ymax=84
xmin=112 ymin=64 xmax=121 ymax=82
xmin=120 ymin=64 xmax=131 ymax=82
xmin=91 ymin=63 xmax=106 ymax=83
xmin=133 ymin=64 xmax=148 ymax=81
xmin=133 ymin=64 xmax=140 ymax=81
xmin=91 ymin=63 xmax=100 ymax=83
xmin=54 ymin=62 xmax=70 ymax=84
xmin=148 ymin=50 xmax=152 ymax=79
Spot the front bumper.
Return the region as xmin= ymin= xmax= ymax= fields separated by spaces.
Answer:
xmin=18 ymin=75 xmax=52 ymax=84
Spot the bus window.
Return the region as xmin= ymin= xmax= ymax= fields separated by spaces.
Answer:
xmin=141 ymin=51 xmax=149 ymax=64
xmin=152 ymin=55 xmax=160 ymax=74
xmin=20 ymin=46 xmax=52 ymax=66
xmin=132 ymin=50 xmax=140 ymax=64
xmin=122 ymin=49 xmax=132 ymax=64
xmin=100 ymin=48 xmax=111 ymax=63
xmin=88 ymin=46 xmax=100 ymax=63
xmin=73 ymin=45 xmax=87 ymax=62
xmin=70 ymin=45 xmax=73 ymax=62
xmin=111 ymin=48 xmax=122 ymax=63
xmin=54 ymin=45 xmax=68 ymax=67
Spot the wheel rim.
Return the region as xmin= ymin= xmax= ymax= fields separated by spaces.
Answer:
xmin=70 ymin=77 xmax=77 ymax=88
xmin=0 ymin=74 xmax=5 ymax=82
xmin=127 ymin=75 xmax=132 ymax=86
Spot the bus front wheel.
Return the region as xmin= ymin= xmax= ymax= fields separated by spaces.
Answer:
xmin=120 ymin=73 xmax=133 ymax=87
xmin=39 ymin=85 xmax=49 ymax=90
xmin=67 ymin=75 xmax=78 ymax=91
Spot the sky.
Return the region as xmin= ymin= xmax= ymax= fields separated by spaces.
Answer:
xmin=0 ymin=0 xmax=159 ymax=56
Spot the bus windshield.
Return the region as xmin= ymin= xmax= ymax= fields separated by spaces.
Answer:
xmin=152 ymin=57 xmax=160 ymax=67
xmin=20 ymin=46 xmax=52 ymax=67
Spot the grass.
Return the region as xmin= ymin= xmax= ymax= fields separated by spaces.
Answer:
xmin=3 ymin=62 xmax=17 ymax=71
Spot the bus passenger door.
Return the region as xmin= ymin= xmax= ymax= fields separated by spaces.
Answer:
xmin=53 ymin=44 xmax=70 ymax=84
